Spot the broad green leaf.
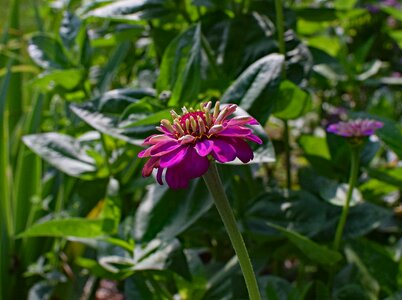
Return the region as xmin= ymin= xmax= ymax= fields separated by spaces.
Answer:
xmin=273 ymin=80 xmax=312 ymax=120
xmin=157 ymin=24 xmax=202 ymax=105
xmin=265 ymin=276 xmax=292 ymax=300
xmin=352 ymin=113 xmax=402 ymax=159
xmin=221 ymin=53 xmax=284 ymax=123
xmin=335 ymin=0 xmax=357 ymax=10
xmin=349 ymin=239 xmax=397 ymax=294
xmin=247 ymin=191 xmax=329 ymax=238
xmin=266 ymin=223 xmax=342 ymax=267
xmin=294 ymin=8 xmax=338 ymax=22
xmin=83 ymin=0 xmax=175 ymax=22
xmin=97 ymin=42 xmax=131 ymax=93
xmin=59 ymin=11 xmax=81 ymax=50
xmin=298 ymin=135 xmax=336 ymax=178
xmin=22 ymin=132 xmax=98 ymax=178
xmin=381 ymin=6 xmax=402 ymax=22
xmin=28 ymin=34 xmax=72 ymax=69
xmin=134 ymin=179 xmax=212 ymax=243
xmin=366 ymin=167 xmax=402 ymax=187
xmin=70 ymin=104 xmax=156 ymax=146
xmin=78 ymin=239 xmax=180 ymax=279
xmin=32 ymin=69 xmax=84 ymax=91
xmin=17 ymin=218 xmax=107 ymax=238
xmin=18 ymin=179 xmax=121 ymax=238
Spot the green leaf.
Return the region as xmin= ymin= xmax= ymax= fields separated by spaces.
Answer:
xmin=349 ymin=239 xmax=397 ymax=294
xmin=266 ymin=222 xmax=342 ymax=267
xmin=221 ymin=53 xmax=284 ymax=123
xmin=17 ymin=218 xmax=107 ymax=238
xmin=18 ymin=179 xmax=121 ymax=238
xmin=134 ymin=179 xmax=212 ymax=243
xmin=272 ymin=80 xmax=312 ymax=120
xmin=32 ymin=69 xmax=84 ymax=91
xmin=265 ymin=276 xmax=292 ymax=300
xmin=83 ymin=0 xmax=175 ymax=22
xmin=97 ymin=42 xmax=131 ymax=93
xmin=70 ymin=88 xmax=157 ymax=144
xmin=157 ymin=24 xmax=202 ymax=105
xmin=22 ymin=132 xmax=98 ymax=178
xmin=28 ymin=34 xmax=72 ymax=69
xmin=352 ymin=113 xmax=402 ymax=159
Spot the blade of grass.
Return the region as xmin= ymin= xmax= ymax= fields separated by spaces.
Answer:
xmin=0 ymin=62 xmax=14 ymax=300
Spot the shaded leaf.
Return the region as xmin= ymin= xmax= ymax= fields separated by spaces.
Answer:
xmin=157 ymin=24 xmax=202 ymax=105
xmin=28 ymin=34 xmax=72 ymax=69
xmin=221 ymin=53 xmax=284 ymax=123
xmin=267 ymin=223 xmax=342 ymax=267
xmin=22 ymin=133 xmax=97 ymax=178
xmin=134 ymin=179 xmax=212 ymax=243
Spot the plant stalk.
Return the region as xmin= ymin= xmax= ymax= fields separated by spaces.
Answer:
xmin=333 ymin=147 xmax=360 ymax=251
xmin=203 ymin=162 xmax=261 ymax=300
xmin=274 ymin=0 xmax=292 ymax=190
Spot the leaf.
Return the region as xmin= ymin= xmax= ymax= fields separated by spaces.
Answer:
xmin=97 ymin=42 xmax=131 ymax=93
xmin=247 ymin=191 xmax=330 ymax=238
xmin=221 ymin=53 xmax=284 ymax=123
xmin=348 ymin=239 xmax=397 ymax=294
xmin=83 ymin=0 xmax=175 ymax=22
xmin=70 ymin=88 xmax=157 ymax=144
xmin=32 ymin=69 xmax=84 ymax=91
xmin=28 ymin=34 xmax=72 ymax=69
xmin=272 ymin=80 xmax=312 ymax=120
xmin=265 ymin=276 xmax=292 ymax=300
xmin=23 ymin=132 xmax=98 ymax=178
xmin=18 ymin=179 xmax=121 ymax=238
xmin=59 ymin=11 xmax=82 ymax=50
xmin=134 ymin=179 xmax=212 ymax=243
xmin=18 ymin=218 xmax=107 ymax=238
xmin=266 ymin=223 xmax=342 ymax=267
xmin=352 ymin=112 xmax=402 ymax=159
xmin=157 ymin=24 xmax=202 ymax=105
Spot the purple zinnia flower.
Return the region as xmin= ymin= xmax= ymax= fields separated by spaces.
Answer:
xmin=138 ymin=101 xmax=262 ymax=189
xmin=327 ymin=119 xmax=384 ymax=137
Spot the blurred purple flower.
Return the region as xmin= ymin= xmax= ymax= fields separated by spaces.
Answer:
xmin=382 ymin=0 xmax=400 ymax=8
xmin=138 ymin=101 xmax=262 ymax=189
xmin=327 ymin=119 xmax=384 ymax=137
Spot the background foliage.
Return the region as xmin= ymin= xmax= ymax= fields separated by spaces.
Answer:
xmin=1 ymin=0 xmax=402 ymax=299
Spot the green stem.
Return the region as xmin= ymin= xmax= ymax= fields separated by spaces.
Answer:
xmin=283 ymin=120 xmax=291 ymax=190
xmin=274 ymin=0 xmax=292 ymax=190
xmin=333 ymin=147 xmax=360 ymax=251
xmin=203 ymin=162 xmax=261 ymax=300
xmin=275 ymin=0 xmax=286 ymax=57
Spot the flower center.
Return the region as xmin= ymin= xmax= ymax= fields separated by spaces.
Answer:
xmin=159 ymin=102 xmax=222 ymax=139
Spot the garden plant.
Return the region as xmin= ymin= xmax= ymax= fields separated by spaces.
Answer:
xmin=1 ymin=0 xmax=402 ymax=299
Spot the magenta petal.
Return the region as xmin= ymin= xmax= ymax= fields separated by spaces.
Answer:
xmin=159 ymin=146 xmax=188 ymax=168
xmin=218 ymin=126 xmax=252 ymax=137
xmin=227 ymin=116 xmax=259 ymax=126
xmin=244 ymin=133 xmax=263 ymax=144
xmin=230 ymin=138 xmax=254 ymax=163
xmin=211 ymin=139 xmax=237 ymax=163
xmin=142 ymin=157 xmax=159 ymax=177
xmin=195 ymin=139 xmax=214 ymax=156
xmin=156 ymin=168 xmax=164 ymax=185
xmin=150 ymin=140 xmax=181 ymax=156
xmin=165 ymin=147 xmax=209 ymax=189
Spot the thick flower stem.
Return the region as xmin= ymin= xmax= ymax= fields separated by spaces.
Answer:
xmin=333 ymin=147 xmax=360 ymax=251
xmin=203 ymin=162 xmax=261 ymax=300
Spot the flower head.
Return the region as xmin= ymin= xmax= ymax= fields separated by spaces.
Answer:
xmin=138 ymin=101 xmax=262 ymax=189
xmin=327 ymin=119 xmax=383 ymax=138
